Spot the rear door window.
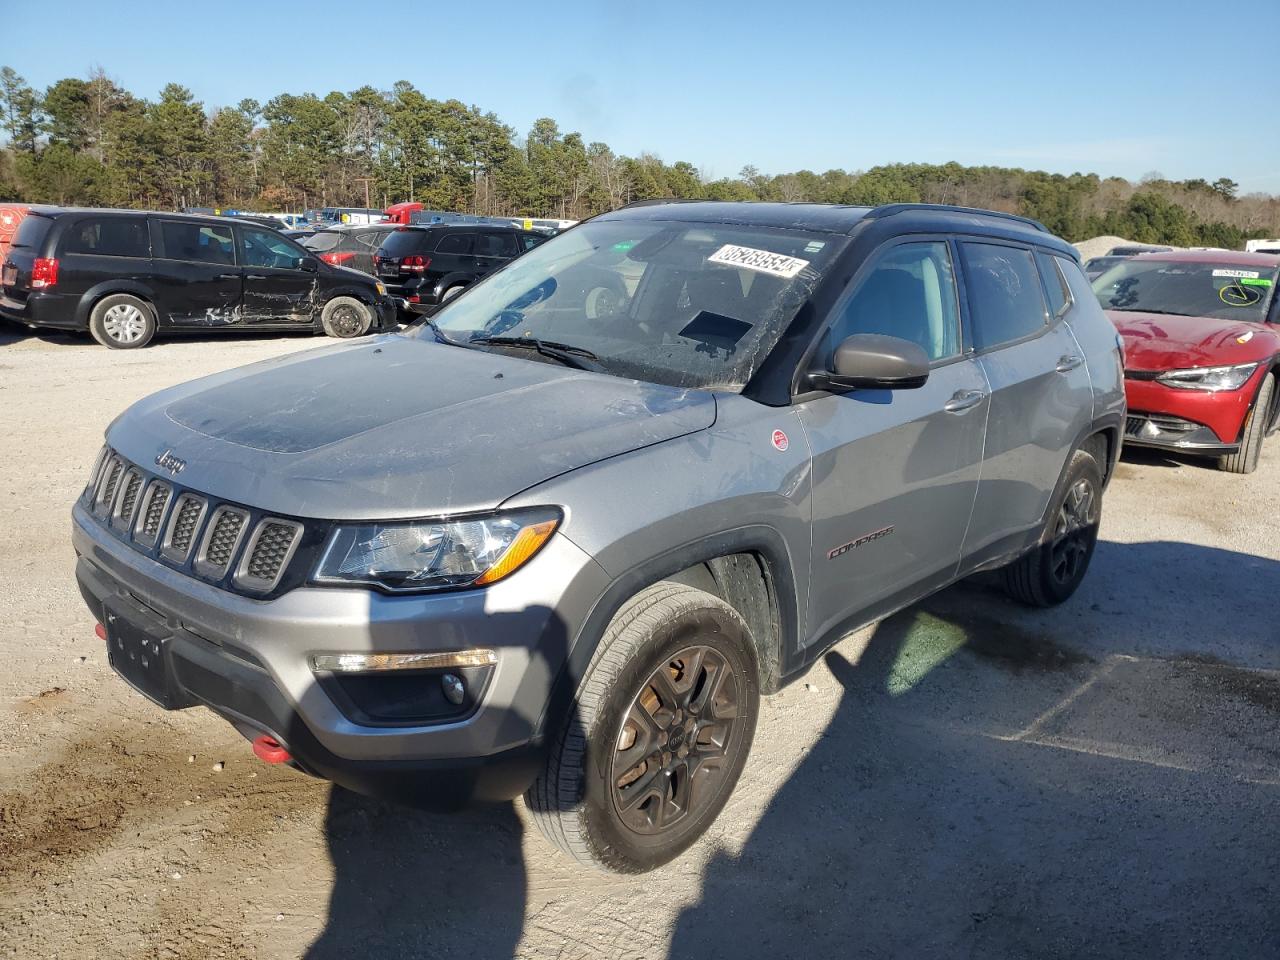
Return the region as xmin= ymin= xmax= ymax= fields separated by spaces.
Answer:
xmin=435 ymin=233 xmax=475 ymax=255
xmin=62 ymin=217 xmax=151 ymax=258
xmin=959 ymin=242 xmax=1049 ymax=351
xmin=475 ymin=232 xmax=518 ymax=258
xmin=159 ymin=221 xmax=237 ymax=265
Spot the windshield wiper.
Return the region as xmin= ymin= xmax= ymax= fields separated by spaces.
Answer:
xmin=467 ymin=335 xmax=604 ymax=372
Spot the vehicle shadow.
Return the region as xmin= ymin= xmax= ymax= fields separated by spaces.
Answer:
xmin=667 ymin=538 xmax=1280 ymax=960
xmin=299 ymin=604 xmax=583 ymax=960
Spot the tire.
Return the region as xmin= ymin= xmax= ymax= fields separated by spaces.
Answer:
xmin=1218 ymin=373 xmax=1273 ymax=474
xmin=526 ymin=582 xmax=760 ymax=874
xmin=320 ymin=296 xmax=374 ymax=338
xmin=89 ymin=294 xmax=156 ymax=349
xmin=440 ymin=285 xmax=464 ymax=303
xmin=1003 ymin=447 xmax=1103 ymax=607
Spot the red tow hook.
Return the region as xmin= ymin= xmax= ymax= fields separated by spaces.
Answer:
xmin=94 ymin=622 xmax=107 ymax=641
xmin=252 ymin=735 xmax=292 ymax=764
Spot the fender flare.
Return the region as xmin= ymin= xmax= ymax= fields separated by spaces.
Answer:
xmin=532 ymin=523 xmax=801 ymax=743
xmin=75 ymin=281 xmax=161 ymax=327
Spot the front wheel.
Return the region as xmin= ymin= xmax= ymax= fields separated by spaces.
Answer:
xmin=1218 ymin=373 xmax=1273 ymax=474
xmin=320 ymin=296 xmax=374 ymax=338
xmin=1003 ymin=447 xmax=1102 ymax=607
xmin=526 ymin=582 xmax=759 ymax=873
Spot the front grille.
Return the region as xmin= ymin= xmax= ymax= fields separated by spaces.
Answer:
xmin=83 ymin=448 xmax=309 ymax=597
xmin=161 ymin=493 xmax=208 ymax=563
xmin=195 ymin=506 xmax=249 ymax=578
xmin=1125 ymin=415 xmax=1143 ymax=437
xmin=235 ymin=519 xmax=303 ymax=593
xmin=134 ymin=481 xmax=172 ymax=547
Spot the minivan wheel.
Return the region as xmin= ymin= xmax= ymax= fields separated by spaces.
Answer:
xmin=320 ymin=296 xmax=374 ymax=338
xmin=1002 ymin=448 xmax=1102 ymax=607
xmin=89 ymin=294 xmax=156 ymax=349
xmin=1218 ymin=373 xmax=1273 ymax=474
xmin=526 ymin=582 xmax=759 ymax=873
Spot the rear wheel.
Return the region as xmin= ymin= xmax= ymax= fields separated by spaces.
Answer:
xmin=320 ymin=296 xmax=373 ymax=338
xmin=440 ymin=284 xmax=465 ymax=303
xmin=1218 ymin=373 xmax=1273 ymax=474
xmin=1003 ymin=447 xmax=1102 ymax=607
xmin=89 ymin=294 xmax=156 ymax=349
xmin=526 ymin=582 xmax=759 ymax=873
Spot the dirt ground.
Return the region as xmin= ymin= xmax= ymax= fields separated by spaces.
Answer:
xmin=1 ymin=325 xmax=1278 ymax=960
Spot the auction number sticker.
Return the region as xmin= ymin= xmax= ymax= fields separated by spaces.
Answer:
xmin=709 ymin=244 xmax=809 ymax=279
xmin=1212 ymin=269 xmax=1260 ymax=279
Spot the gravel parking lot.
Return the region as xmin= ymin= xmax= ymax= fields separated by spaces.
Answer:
xmin=1 ymin=326 xmax=1277 ymax=960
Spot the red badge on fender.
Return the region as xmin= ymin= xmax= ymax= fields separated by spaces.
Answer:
xmin=771 ymin=429 xmax=789 ymax=452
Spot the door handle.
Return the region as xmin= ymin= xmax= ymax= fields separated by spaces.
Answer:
xmin=1056 ymin=354 xmax=1084 ymax=373
xmin=944 ymin=389 xmax=986 ymax=413
xmin=246 ymin=274 xmax=268 ymax=281
xmin=215 ymin=273 xmax=240 ymax=280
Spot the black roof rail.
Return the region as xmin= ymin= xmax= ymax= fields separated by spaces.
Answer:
xmin=867 ymin=203 xmax=1049 ymax=233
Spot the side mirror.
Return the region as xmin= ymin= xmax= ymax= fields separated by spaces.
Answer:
xmin=808 ymin=333 xmax=930 ymax=392
xmin=296 ymin=256 xmax=319 ymax=273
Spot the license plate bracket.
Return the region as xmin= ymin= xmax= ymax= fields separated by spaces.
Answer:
xmin=103 ymin=605 xmax=194 ymax=710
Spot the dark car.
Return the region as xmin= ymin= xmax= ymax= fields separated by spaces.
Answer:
xmin=302 ymin=224 xmax=397 ymax=275
xmin=0 ymin=207 xmax=396 ymax=348
xmin=373 ymin=224 xmax=547 ymax=315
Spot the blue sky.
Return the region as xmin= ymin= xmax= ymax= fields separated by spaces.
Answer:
xmin=5 ymin=0 xmax=1277 ymax=192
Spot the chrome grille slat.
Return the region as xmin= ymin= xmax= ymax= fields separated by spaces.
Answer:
xmin=111 ymin=469 xmax=145 ymax=529
xmin=235 ymin=519 xmax=303 ymax=593
xmin=94 ymin=457 xmax=125 ymax=516
xmin=195 ymin=506 xmax=250 ymax=578
xmin=161 ymin=492 xmax=208 ymax=563
xmin=133 ymin=481 xmax=172 ymax=547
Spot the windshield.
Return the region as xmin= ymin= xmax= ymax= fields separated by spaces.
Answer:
xmin=415 ymin=219 xmax=844 ymax=390
xmin=1093 ymin=259 xmax=1279 ymax=322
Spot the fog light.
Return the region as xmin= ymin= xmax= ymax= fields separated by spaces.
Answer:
xmin=442 ymin=673 xmax=465 ymax=705
xmin=311 ymin=649 xmax=497 ymax=673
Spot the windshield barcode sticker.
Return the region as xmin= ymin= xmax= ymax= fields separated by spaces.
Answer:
xmin=1212 ymin=269 xmax=1260 ymax=279
xmin=708 ymin=244 xmax=809 ymax=279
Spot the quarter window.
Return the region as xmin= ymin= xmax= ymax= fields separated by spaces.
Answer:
xmin=1036 ymin=251 xmax=1072 ymax=318
xmin=160 ymin=221 xmax=236 ymax=265
xmin=63 ymin=217 xmax=150 ymax=258
xmin=960 ymin=242 xmax=1048 ymax=350
xmin=829 ymin=241 xmax=961 ymax=361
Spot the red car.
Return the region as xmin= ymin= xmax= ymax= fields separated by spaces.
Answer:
xmin=1095 ymin=251 xmax=1280 ymax=473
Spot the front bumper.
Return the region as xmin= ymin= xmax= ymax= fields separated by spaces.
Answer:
xmin=1122 ymin=411 xmax=1238 ymax=454
xmin=1122 ymin=374 xmax=1257 ymax=447
xmin=72 ymin=501 xmax=609 ymax=805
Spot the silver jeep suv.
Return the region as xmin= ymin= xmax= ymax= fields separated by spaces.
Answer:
xmin=73 ymin=201 xmax=1124 ymax=872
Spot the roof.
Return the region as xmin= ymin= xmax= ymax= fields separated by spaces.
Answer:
xmin=1133 ymin=250 xmax=1280 ymax=268
xmin=597 ymin=200 xmax=1055 ymax=242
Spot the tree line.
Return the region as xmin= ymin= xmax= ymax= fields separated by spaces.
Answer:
xmin=1 ymin=65 xmax=1277 ymax=247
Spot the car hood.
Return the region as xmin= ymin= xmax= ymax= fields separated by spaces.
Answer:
xmin=106 ymin=334 xmax=717 ymax=520
xmin=1106 ymin=310 xmax=1272 ymax=372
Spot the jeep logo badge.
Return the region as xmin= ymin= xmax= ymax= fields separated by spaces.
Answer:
xmin=154 ymin=449 xmax=186 ymax=475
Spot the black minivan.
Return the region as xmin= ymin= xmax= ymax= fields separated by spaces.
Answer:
xmin=373 ymin=223 xmax=546 ymax=316
xmin=0 ymin=207 xmax=396 ymax=348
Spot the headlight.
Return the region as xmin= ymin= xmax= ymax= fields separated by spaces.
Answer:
xmin=314 ymin=508 xmax=559 ymax=592
xmin=1155 ymin=362 xmax=1258 ymax=391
